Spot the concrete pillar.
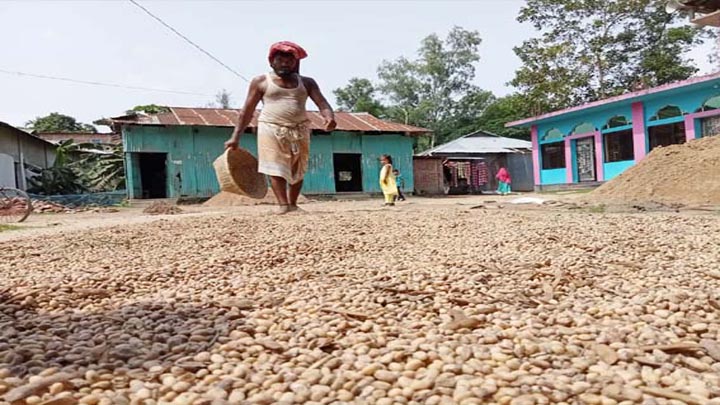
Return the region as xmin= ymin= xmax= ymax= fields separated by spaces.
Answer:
xmin=565 ymin=138 xmax=573 ymax=184
xmin=530 ymin=125 xmax=540 ymax=185
xmin=631 ymin=102 xmax=647 ymax=161
xmin=594 ymin=131 xmax=604 ymax=182
xmin=684 ymin=115 xmax=696 ymax=141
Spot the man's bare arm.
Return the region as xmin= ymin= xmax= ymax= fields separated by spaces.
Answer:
xmin=304 ymin=77 xmax=336 ymax=132
xmin=225 ymin=76 xmax=265 ymax=149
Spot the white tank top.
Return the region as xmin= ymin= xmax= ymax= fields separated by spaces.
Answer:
xmin=258 ymin=73 xmax=309 ymax=125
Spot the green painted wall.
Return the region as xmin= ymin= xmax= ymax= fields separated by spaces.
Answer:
xmin=361 ymin=134 xmax=414 ymax=193
xmin=122 ymin=125 xmax=415 ymax=198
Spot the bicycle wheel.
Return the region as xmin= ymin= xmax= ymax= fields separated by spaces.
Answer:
xmin=0 ymin=188 xmax=33 ymax=223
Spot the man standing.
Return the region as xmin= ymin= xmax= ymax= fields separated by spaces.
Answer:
xmin=224 ymin=41 xmax=336 ymax=214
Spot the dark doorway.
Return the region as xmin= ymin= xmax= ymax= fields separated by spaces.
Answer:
xmin=139 ymin=153 xmax=167 ymax=198
xmin=333 ymin=153 xmax=362 ymax=192
xmin=648 ymin=122 xmax=685 ymax=151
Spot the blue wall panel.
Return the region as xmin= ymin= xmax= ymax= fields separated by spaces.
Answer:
xmin=643 ymin=87 xmax=720 ymax=121
xmin=304 ymin=135 xmax=335 ymax=194
xmin=537 ymin=104 xmax=632 ymax=144
xmin=360 ymin=135 xmax=414 ymax=193
xmin=540 ymin=168 xmax=567 ymax=185
xmin=604 ymin=160 xmax=635 ymax=180
xmin=331 ymin=132 xmax=363 ymax=153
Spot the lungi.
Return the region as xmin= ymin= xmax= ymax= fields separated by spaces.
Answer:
xmin=257 ymin=121 xmax=310 ymax=185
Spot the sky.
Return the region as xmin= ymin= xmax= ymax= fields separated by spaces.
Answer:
xmin=0 ymin=0 xmax=715 ymax=132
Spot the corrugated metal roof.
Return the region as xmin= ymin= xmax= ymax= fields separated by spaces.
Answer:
xmin=417 ymin=130 xmax=531 ymax=156
xmin=34 ymin=132 xmax=121 ymax=145
xmin=109 ymin=107 xmax=430 ymax=135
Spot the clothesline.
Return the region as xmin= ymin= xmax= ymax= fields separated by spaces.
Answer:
xmin=444 ymin=160 xmax=489 ymax=188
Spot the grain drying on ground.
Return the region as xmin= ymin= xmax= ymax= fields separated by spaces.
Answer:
xmin=2 ymin=205 xmax=720 ymax=405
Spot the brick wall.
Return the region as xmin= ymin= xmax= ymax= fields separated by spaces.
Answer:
xmin=413 ymin=158 xmax=445 ymax=195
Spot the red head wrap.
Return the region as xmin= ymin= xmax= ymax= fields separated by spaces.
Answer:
xmin=268 ymin=41 xmax=308 ymax=64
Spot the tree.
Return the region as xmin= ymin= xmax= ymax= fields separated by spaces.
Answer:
xmin=26 ymin=113 xmax=96 ymax=133
xmin=512 ymin=0 xmax=713 ymax=112
xmin=128 ymin=105 xmax=170 ymax=114
xmin=377 ymin=26 xmax=490 ymax=148
xmin=28 ymin=139 xmax=126 ymax=195
xmin=213 ymin=89 xmax=233 ymax=109
xmin=80 ymin=144 xmax=126 ymax=192
xmin=476 ymin=94 xmax=533 ymax=140
xmin=333 ymin=78 xmax=386 ymax=117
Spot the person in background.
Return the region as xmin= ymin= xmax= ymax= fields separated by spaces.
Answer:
xmin=393 ymin=169 xmax=406 ymax=201
xmin=496 ymin=167 xmax=512 ymax=196
xmin=379 ymin=154 xmax=398 ymax=206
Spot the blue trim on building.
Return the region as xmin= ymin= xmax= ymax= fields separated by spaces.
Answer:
xmin=519 ymin=77 xmax=720 ymax=186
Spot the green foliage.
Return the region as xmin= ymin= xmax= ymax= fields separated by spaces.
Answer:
xmin=477 ymin=94 xmax=533 ymax=140
xmin=128 ymin=105 xmax=170 ymax=114
xmin=512 ymin=0 xmax=712 ymax=112
xmin=27 ymin=140 xmax=125 ymax=195
xmin=26 ymin=112 xmax=96 ymax=133
xmin=52 ymin=139 xmax=78 ymax=168
xmin=80 ymin=145 xmax=126 ymax=192
xmin=28 ymin=166 xmax=87 ymax=195
xmin=377 ymin=26 xmax=489 ymax=147
xmin=332 ymin=27 xmax=532 ymax=151
xmin=333 ymin=78 xmax=386 ymax=117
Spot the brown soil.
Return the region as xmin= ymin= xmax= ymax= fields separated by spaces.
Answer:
xmin=203 ymin=191 xmax=309 ymax=207
xmin=591 ymin=136 xmax=720 ymax=206
xmin=143 ymin=201 xmax=183 ymax=215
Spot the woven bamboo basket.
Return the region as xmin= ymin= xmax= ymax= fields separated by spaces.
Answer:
xmin=213 ymin=148 xmax=268 ymax=199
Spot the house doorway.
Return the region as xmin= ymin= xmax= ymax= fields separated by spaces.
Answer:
xmin=576 ymin=137 xmax=596 ymax=182
xmin=333 ymin=153 xmax=362 ymax=192
xmin=138 ymin=153 xmax=167 ymax=198
xmin=648 ymin=122 xmax=685 ymax=151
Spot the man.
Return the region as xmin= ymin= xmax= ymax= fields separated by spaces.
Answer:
xmin=224 ymin=41 xmax=336 ymax=214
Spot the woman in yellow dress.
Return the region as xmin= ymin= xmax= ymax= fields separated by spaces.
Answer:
xmin=379 ymin=154 xmax=398 ymax=206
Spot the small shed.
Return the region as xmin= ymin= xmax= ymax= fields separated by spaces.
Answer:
xmin=0 ymin=122 xmax=56 ymax=190
xmin=414 ymin=130 xmax=533 ymax=194
xmin=107 ymin=107 xmax=428 ymax=199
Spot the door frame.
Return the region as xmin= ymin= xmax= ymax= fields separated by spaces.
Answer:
xmin=332 ymin=153 xmax=363 ymax=193
xmin=136 ymin=152 xmax=169 ymax=199
xmin=575 ymin=137 xmax=597 ymax=182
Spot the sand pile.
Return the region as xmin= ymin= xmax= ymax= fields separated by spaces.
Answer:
xmin=591 ymin=136 xmax=720 ymax=206
xmin=143 ymin=201 xmax=183 ymax=215
xmin=203 ymin=191 xmax=309 ymax=207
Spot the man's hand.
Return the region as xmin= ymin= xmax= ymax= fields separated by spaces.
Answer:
xmin=324 ymin=118 xmax=337 ymax=132
xmin=224 ymin=136 xmax=240 ymax=150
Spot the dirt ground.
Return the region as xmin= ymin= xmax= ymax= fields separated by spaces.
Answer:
xmin=2 ymin=194 xmax=720 ymax=405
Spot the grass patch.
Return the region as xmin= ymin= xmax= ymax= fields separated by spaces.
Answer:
xmin=0 ymin=224 xmax=21 ymax=232
xmin=586 ymin=204 xmax=607 ymax=213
